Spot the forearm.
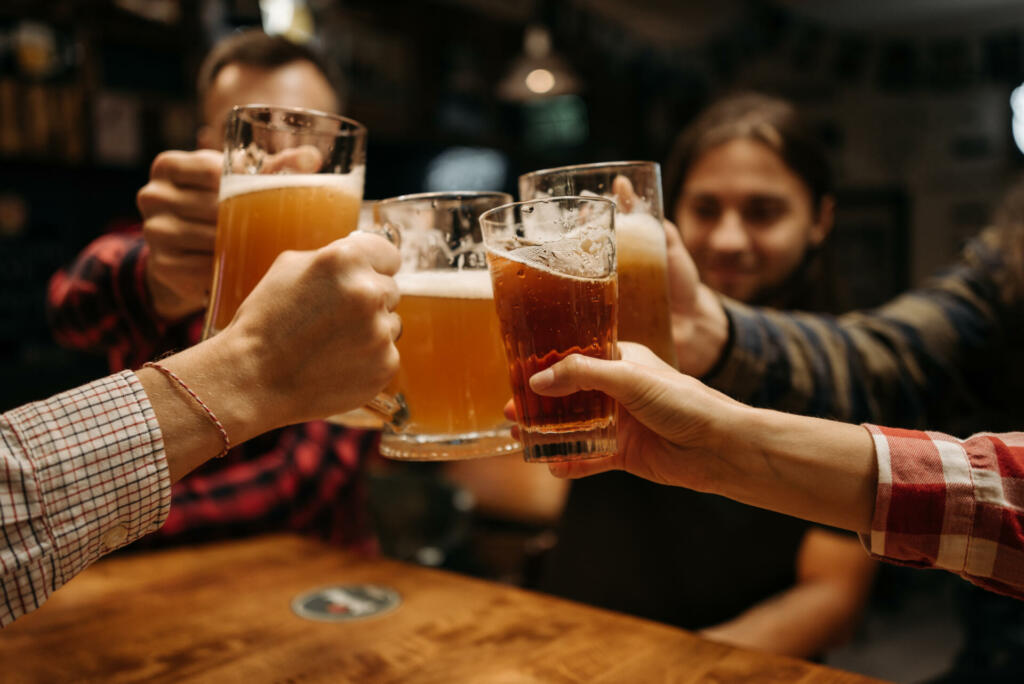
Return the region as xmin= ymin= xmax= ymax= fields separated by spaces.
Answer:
xmin=700 ymin=578 xmax=863 ymax=658
xmin=711 ymin=407 xmax=877 ymax=534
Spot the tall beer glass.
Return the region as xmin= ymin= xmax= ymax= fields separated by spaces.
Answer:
xmin=375 ymin=192 xmax=520 ymax=461
xmin=480 ymin=196 xmax=618 ymax=463
xmin=203 ymin=105 xmax=367 ymax=338
xmin=519 ymin=162 xmax=677 ymax=367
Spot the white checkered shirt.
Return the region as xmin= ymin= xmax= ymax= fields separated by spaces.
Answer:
xmin=1 ymin=370 xmax=170 ymax=626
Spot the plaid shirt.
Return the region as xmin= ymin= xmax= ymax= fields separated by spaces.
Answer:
xmin=705 ymin=228 xmax=1022 ymax=436
xmin=1 ymin=371 xmax=170 ymax=627
xmin=703 ymin=228 xmax=1024 ymax=591
xmin=47 ymin=231 xmax=377 ymax=552
xmin=864 ymin=426 xmax=1024 ymax=600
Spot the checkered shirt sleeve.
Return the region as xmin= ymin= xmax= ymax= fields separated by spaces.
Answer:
xmin=863 ymin=425 xmax=1024 ymax=599
xmin=0 ymin=370 xmax=171 ymax=626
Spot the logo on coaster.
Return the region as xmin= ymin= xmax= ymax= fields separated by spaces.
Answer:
xmin=291 ymin=584 xmax=401 ymax=622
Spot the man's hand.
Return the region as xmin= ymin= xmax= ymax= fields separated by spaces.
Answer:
xmin=222 ymin=231 xmax=402 ymax=430
xmin=144 ymin=231 xmax=402 ymax=481
xmin=137 ymin=150 xmax=222 ymax=321
xmin=663 ymin=220 xmax=730 ymax=376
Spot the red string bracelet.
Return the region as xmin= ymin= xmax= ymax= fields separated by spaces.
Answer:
xmin=142 ymin=361 xmax=232 ymax=458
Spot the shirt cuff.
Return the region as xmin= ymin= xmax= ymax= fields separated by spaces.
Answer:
xmin=8 ymin=370 xmax=171 ymax=589
xmin=859 ymin=423 xmax=978 ymax=573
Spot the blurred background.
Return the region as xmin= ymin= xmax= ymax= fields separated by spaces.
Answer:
xmin=3 ymin=1 xmax=1024 ymax=680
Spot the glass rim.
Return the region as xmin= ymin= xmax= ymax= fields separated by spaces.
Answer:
xmin=377 ymin=190 xmax=513 ymax=208
xmin=230 ymin=104 xmax=367 ymax=137
xmin=479 ymin=195 xmax=617 ymax=227
xmin=519 ymin=160 xmax=658 ymax=182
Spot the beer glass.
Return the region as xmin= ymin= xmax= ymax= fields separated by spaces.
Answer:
xmin=374 ymin=191 xmax=521 ymax=461
xmin=202 ymin=105 xmax=367 ymax=338
xmin=480 ymin=196 xmax=618 ymax=463
xmin=519 ymin=162 xmax=677 ymax=366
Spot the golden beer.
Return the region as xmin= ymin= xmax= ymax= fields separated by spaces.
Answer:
xmin=204 ymin=172 xmax=363 ymax=336
xmin=391 ymin=270 xmax=511 ymax=436
xmin=616 ymin=212 xmax=677 ymax=366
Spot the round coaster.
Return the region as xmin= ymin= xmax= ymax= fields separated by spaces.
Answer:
xmin=291 ymin=584 xmax=402 ymax=622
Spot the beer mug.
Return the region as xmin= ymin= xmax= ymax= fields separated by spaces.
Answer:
xmin=203 ymin=105 xmax=367 ymax=338
xmin=373 ymin=191 xmax=521 ymax=461
xmin=518 ymin=162 xmax=676 ymax=367
xmin=480 ymin=196 xmax=618 ymax=463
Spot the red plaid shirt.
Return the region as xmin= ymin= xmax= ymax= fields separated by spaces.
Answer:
xmin=864 ymin=425 xmax=1024 ymax=599
xmin=47 ymin=231 xmax=378 ymax=552
xmin=1 ymin=371 xmax=170 ymax=626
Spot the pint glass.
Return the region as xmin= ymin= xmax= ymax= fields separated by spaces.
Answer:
xmin=480 ymin=196 xmax=618 ymax=463
xmin=519 ymin=162 xmax=676 ymax=366
xmin=202 ymin=105 xmax=367 ymax=338
xmin=375 ymin=192 xmax=520 ymax=461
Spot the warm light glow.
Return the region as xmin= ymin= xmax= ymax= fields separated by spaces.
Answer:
xmin=1013 ymin=83 xmax=1024 ymax=154
xmin=525 ymin=68 xmax=556 ymax=94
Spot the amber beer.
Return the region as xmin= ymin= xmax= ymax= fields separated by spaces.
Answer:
xmin=392 ymin=270 xmax=510 ymax=436
xmin=518 ymin=161 xmax=677 ymax=366
xmin=616 ymin=211 xmax=676 ymax=365
xmin=204 ymin=172 xmax=362 ymax=336
xmin=487 ymin=250 xmax=618 ymax=462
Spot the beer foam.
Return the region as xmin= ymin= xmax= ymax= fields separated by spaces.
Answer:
xmin=396 ymin=269 xmax=494 ymax=299
xmin=219 ymin=167 xmax=365 ymax=201
xmin=616 ymin=212 xmax=667 ymax=257
xmin=492 ymin=247 xmax=615 ymax=283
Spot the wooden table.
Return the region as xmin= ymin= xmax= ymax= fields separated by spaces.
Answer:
xmin=2 ymin=535 xmax=887 ymax=683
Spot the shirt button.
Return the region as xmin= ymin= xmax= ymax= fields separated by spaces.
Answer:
xmin=102 ymin=524 xmax=129 ymax=549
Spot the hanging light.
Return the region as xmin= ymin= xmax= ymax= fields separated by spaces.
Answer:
xmin=498 ymin=25 xmax=581 ymax=102
xmin=1012 ymin=83 xmax=1024 ymax=154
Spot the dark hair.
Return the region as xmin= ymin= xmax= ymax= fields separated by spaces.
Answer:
xmin=196 ymin=30 xmax=342 ymax=109
xmin=663 ymin=92 xmax=833 ymax=221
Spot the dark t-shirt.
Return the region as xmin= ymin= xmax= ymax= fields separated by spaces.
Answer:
xmin=539 ymin=471 xmax=810 ymax=630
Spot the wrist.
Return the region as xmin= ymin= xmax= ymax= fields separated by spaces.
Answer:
xmin=145 ymin=262 xmax=200 ymax=323
xmin=675 ymin=284 xmax=729 ymax=376
xmin=157 ymin=332 xmax=272 ymax=446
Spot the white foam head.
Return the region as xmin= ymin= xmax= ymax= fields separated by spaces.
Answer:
xmin=219 ymin=166 xmax=365 ymax=201
xmin=396 ymin=269 xmax=494 ymax=299
xmin=615 ymin=211 xmax=667 ymax=257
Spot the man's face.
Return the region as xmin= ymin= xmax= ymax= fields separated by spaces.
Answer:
xmin=197 ymin=59 xmax=339 ymax=150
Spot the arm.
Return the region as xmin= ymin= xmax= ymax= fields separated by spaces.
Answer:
xmin=444 ymin=454 xmax=569 ymax=524
xmin=668 ymin=223 xmax=1014 ymax=428
xmin=46 ymin=150 xmax=222 ymax=365
xmin=47 ymin=232 xmax=170 ymax=364
xmin=2 ymin=233 xmax=401 ymax=626
xmin=699 ymin=528 xmax=877 ymax=657
xmin=530 ymin=343 xmax=1024 ymax=599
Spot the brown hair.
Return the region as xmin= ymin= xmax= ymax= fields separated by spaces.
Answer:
xmin=196 ymin=30 xmax=342 ymax=109
xmin=664 ymin=93 xmax=841 ymax=312
xmin=663 ymin=92 xmax=833 ymax=223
